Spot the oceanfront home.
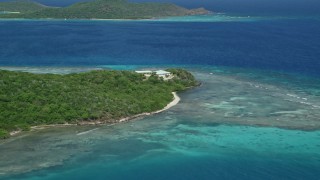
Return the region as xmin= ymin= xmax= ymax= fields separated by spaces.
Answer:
xmin=135 ymin=70 xmax=173 ymax=80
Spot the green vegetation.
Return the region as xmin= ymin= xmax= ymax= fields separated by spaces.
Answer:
xmin=0 ymin=69 xmax=198 ymax=138
xmin=0 ymin=0 xmax=47 ymax=13
xmin=0 ymin=128 xmax=9 ymax=139
xmin=0 ymin=0 xmax=210 ymax=19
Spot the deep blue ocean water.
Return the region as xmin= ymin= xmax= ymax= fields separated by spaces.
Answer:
xmin=1 ymin=18 xmax=320 ymax=77
xmin=1 ymin=2 xmax=320 ymax=179
xmin=2 ymin=0 xmax=320 ymax=16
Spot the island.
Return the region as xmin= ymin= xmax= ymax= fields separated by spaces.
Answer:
xmin=0 ymin=0 xmax=211 ymax=19
xmin=0 ymin=68 xmax=199 ymax=139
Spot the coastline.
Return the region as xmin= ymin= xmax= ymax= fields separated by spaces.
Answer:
xmin=0 ymin=17 xmax=167 ymax=22
xmin=119 ymin=92 xmax=180 ymax=123
xmin=10 ymin=92 xmax=180 ymax=136
xmin=0 ymin=15 xmax=222 ymax=22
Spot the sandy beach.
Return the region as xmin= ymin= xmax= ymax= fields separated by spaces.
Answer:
xmin=10 ymin=92 xmax=180 ymax=136
xmin=119 ymin=92 xmax=180 ymax=122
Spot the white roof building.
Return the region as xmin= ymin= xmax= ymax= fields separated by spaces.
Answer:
xmin=155 ymin=70 xmax=171 ymax=76
xmin=135 ymin=70 xmax=173 ymax=80
xmin=135 ymin=70 xmax=153 ymax=74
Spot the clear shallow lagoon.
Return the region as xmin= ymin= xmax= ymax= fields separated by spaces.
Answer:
xmin=1 ymin=66 xmax=320 ymax=179
xmin=1 ymin=15 xmax=320 ymax=179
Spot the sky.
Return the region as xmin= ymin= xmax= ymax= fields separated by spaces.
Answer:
xmin=1 ymin=0 xmax=320 ymax=16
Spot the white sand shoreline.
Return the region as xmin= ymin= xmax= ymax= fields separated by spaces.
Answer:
xmin=10 ymin=92 xmax=180 ymax=136
xmin=119 ymin=92 xmax=180 ymax=123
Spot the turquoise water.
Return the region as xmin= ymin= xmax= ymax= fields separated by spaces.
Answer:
xmin=1 ymin=66 xmax=320 ymax=179
xmin=0 ymin=12 xmax=320 ymax=179
xmin=148 ymin=14 xmax=260 ymax=22
xmin=4 ymin=123 xmax=320 ymax=179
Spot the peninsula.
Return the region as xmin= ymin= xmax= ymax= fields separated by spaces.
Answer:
xmin=0 ymin=68 xmax=199 ymax=139
xmin=0 ymin=0 xmax=211 ymax=19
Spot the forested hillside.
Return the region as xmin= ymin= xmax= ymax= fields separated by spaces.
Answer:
xmin=0 ymin=0 xmax=210 ymax=19
xmin=0 ymin=69 xmax=198 ymax=138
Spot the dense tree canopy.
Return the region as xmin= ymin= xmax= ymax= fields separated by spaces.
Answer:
xmin=0 ymin=69 xmax=198 ymax=138
xmin=0 ymin=0 xmax=210 ymax=19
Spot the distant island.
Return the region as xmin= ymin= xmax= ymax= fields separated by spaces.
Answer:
xmin=0 ymin=69 xmax=199 ymax=139
xmin=0 ymin=0 xmax=211 ymax=19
